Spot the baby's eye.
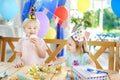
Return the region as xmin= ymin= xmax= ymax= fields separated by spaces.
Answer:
xmin=68 ymin=43 xmax=72 ymax=46
xmin=34 ymin=27 xmax=37 ymax=29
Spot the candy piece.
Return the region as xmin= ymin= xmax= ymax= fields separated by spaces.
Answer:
xmin=3 ymin=71 xmax=8 ymax=77
xmin=16 ymin=74 xmax=26 ymax=80
xmin=16 ymin=74 xmax=33 ymax=80
xmin=9 ymin=76 xmax=19 ymax=80
xmin=56 ymin=65 xmax=62 ymax=71
xmin=0 ymin=71 xmax=8 ymax=79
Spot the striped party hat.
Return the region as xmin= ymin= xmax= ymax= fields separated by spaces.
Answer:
xmin=28 ymin=5 xmax=36 ymax=19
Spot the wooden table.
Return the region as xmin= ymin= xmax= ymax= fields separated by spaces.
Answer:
xmin=0 ymin=62 xmax=68 ymax=80
xmin=0 ymin=62 xmax=120 ymax=80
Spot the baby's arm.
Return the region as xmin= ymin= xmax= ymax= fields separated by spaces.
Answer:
xmin=14 ymin=52 xmax=24 ymax=68
xmin=14 ymin=39 xmax=24 ymax=68
xmin=36 ymin=44 xmax=47 ymax=58
xmin=30 ymin=38 xmax=46 ymax=58
xmin=53 ymin=57 xmax=66 ymax=65
xmin=87 ymin=58 xmax=96 ymax=68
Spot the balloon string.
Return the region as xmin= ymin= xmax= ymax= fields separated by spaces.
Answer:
xmin=34 ymin=1 xmax=67 ymax=23
xmin=42 ymin=6 xmax=66 ymax=22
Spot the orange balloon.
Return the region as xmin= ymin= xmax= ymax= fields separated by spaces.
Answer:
xmin=77 ymin=0 xmax=90 ymax=13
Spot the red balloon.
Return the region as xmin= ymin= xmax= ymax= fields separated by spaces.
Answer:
xmin=54 ymin=6 xmax=68 ymax=25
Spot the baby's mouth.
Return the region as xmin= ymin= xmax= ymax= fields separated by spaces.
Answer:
xmin=30 ymin=33 xmax=35 ymax=35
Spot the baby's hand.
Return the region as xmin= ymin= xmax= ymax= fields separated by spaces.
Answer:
xmin=45 ymin=61 xmax=55 ymax=66
xmin=14 ymin=59 xmax=24 ymax=68
xmin=30 ymin=38 xmax=40 ymax=46
xmin=30 ymin=35 xmax=40 ymax=46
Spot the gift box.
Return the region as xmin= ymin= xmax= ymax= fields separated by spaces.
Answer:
xmin=72 ymin=66 xmax=108 ymax=80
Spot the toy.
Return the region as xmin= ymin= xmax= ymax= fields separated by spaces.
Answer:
xmin=73 ymin=60 xmax=79 ymax=66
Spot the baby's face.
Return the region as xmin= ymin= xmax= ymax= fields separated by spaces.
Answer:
xmin=24 ymin=23 xmax=39 ymax=37
xmin=66 ymin=37 xmax=76 ymax=53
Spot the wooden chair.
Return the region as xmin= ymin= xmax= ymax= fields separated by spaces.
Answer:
xmin=0 ymin=36 xmax=67 ymax=63
xmin=0 ymin=36 xmax=19 ymax=62
xmin=116 ymin=42 xmax=120 ymax=71
xmin=88 ymin=41 xmax=119 ymax=72
xmin=44 ymin=39 xmax=67 ymax=63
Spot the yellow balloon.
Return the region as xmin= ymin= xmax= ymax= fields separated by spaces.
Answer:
xmin=44 ymin=27 xmax=56 ymax=39
xmin=77 ymin=0 xmax=90 ymax=13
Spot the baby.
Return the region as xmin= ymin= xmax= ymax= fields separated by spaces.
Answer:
xmin=14 ymin=19 xmax=48 ymax=68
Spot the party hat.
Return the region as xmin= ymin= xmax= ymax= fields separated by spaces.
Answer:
xmin=72 ymin=29 xmax=84 ymax=42
xmin=28 ymin=5 xmax=36 ymax=19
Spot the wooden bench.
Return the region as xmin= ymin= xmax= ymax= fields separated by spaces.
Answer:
xmin=0 ymin=36 xmax=119 ymax=72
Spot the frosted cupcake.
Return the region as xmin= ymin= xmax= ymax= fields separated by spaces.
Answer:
xmin=30 ymin=35 xmax=38 ymax=39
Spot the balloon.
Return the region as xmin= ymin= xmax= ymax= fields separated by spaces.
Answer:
xmin=0 ymin=0 xmax=18 ymax=21
xmin=44 ymin=27 xmax=56 ymax=39
xmin=111 ymin=0 xmax=120 ymax=18
xmin=35 ymin=0 xmax=58 ymax=19
xmin=58 ymin=0 xmax=66 ymax=6
xmin=42 ymin=0 xmax=58 ymax=20
xmin=54 ymin=6 xmax=68 ymax=25
xmin=35 ymin=12 xmax=50 ymax=38
xmin=77 ymin=0 xmax=90 ymax=13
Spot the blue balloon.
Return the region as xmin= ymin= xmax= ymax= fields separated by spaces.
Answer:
xmin=42 ymin=0 xmax=58 ymax=19
xmin=0 ymin=0 xmax=18 ymax=21
xmin=0 ymin=0 xmax=2 ymax=14
xmin=58 ymin=0 xmax=66 ymax=6
xmin=111 ymin=0 xmax=120 ymax=18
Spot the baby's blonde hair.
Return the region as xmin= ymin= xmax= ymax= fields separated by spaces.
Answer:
xmin=22 ymin=19 xmax=40 ymax=29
